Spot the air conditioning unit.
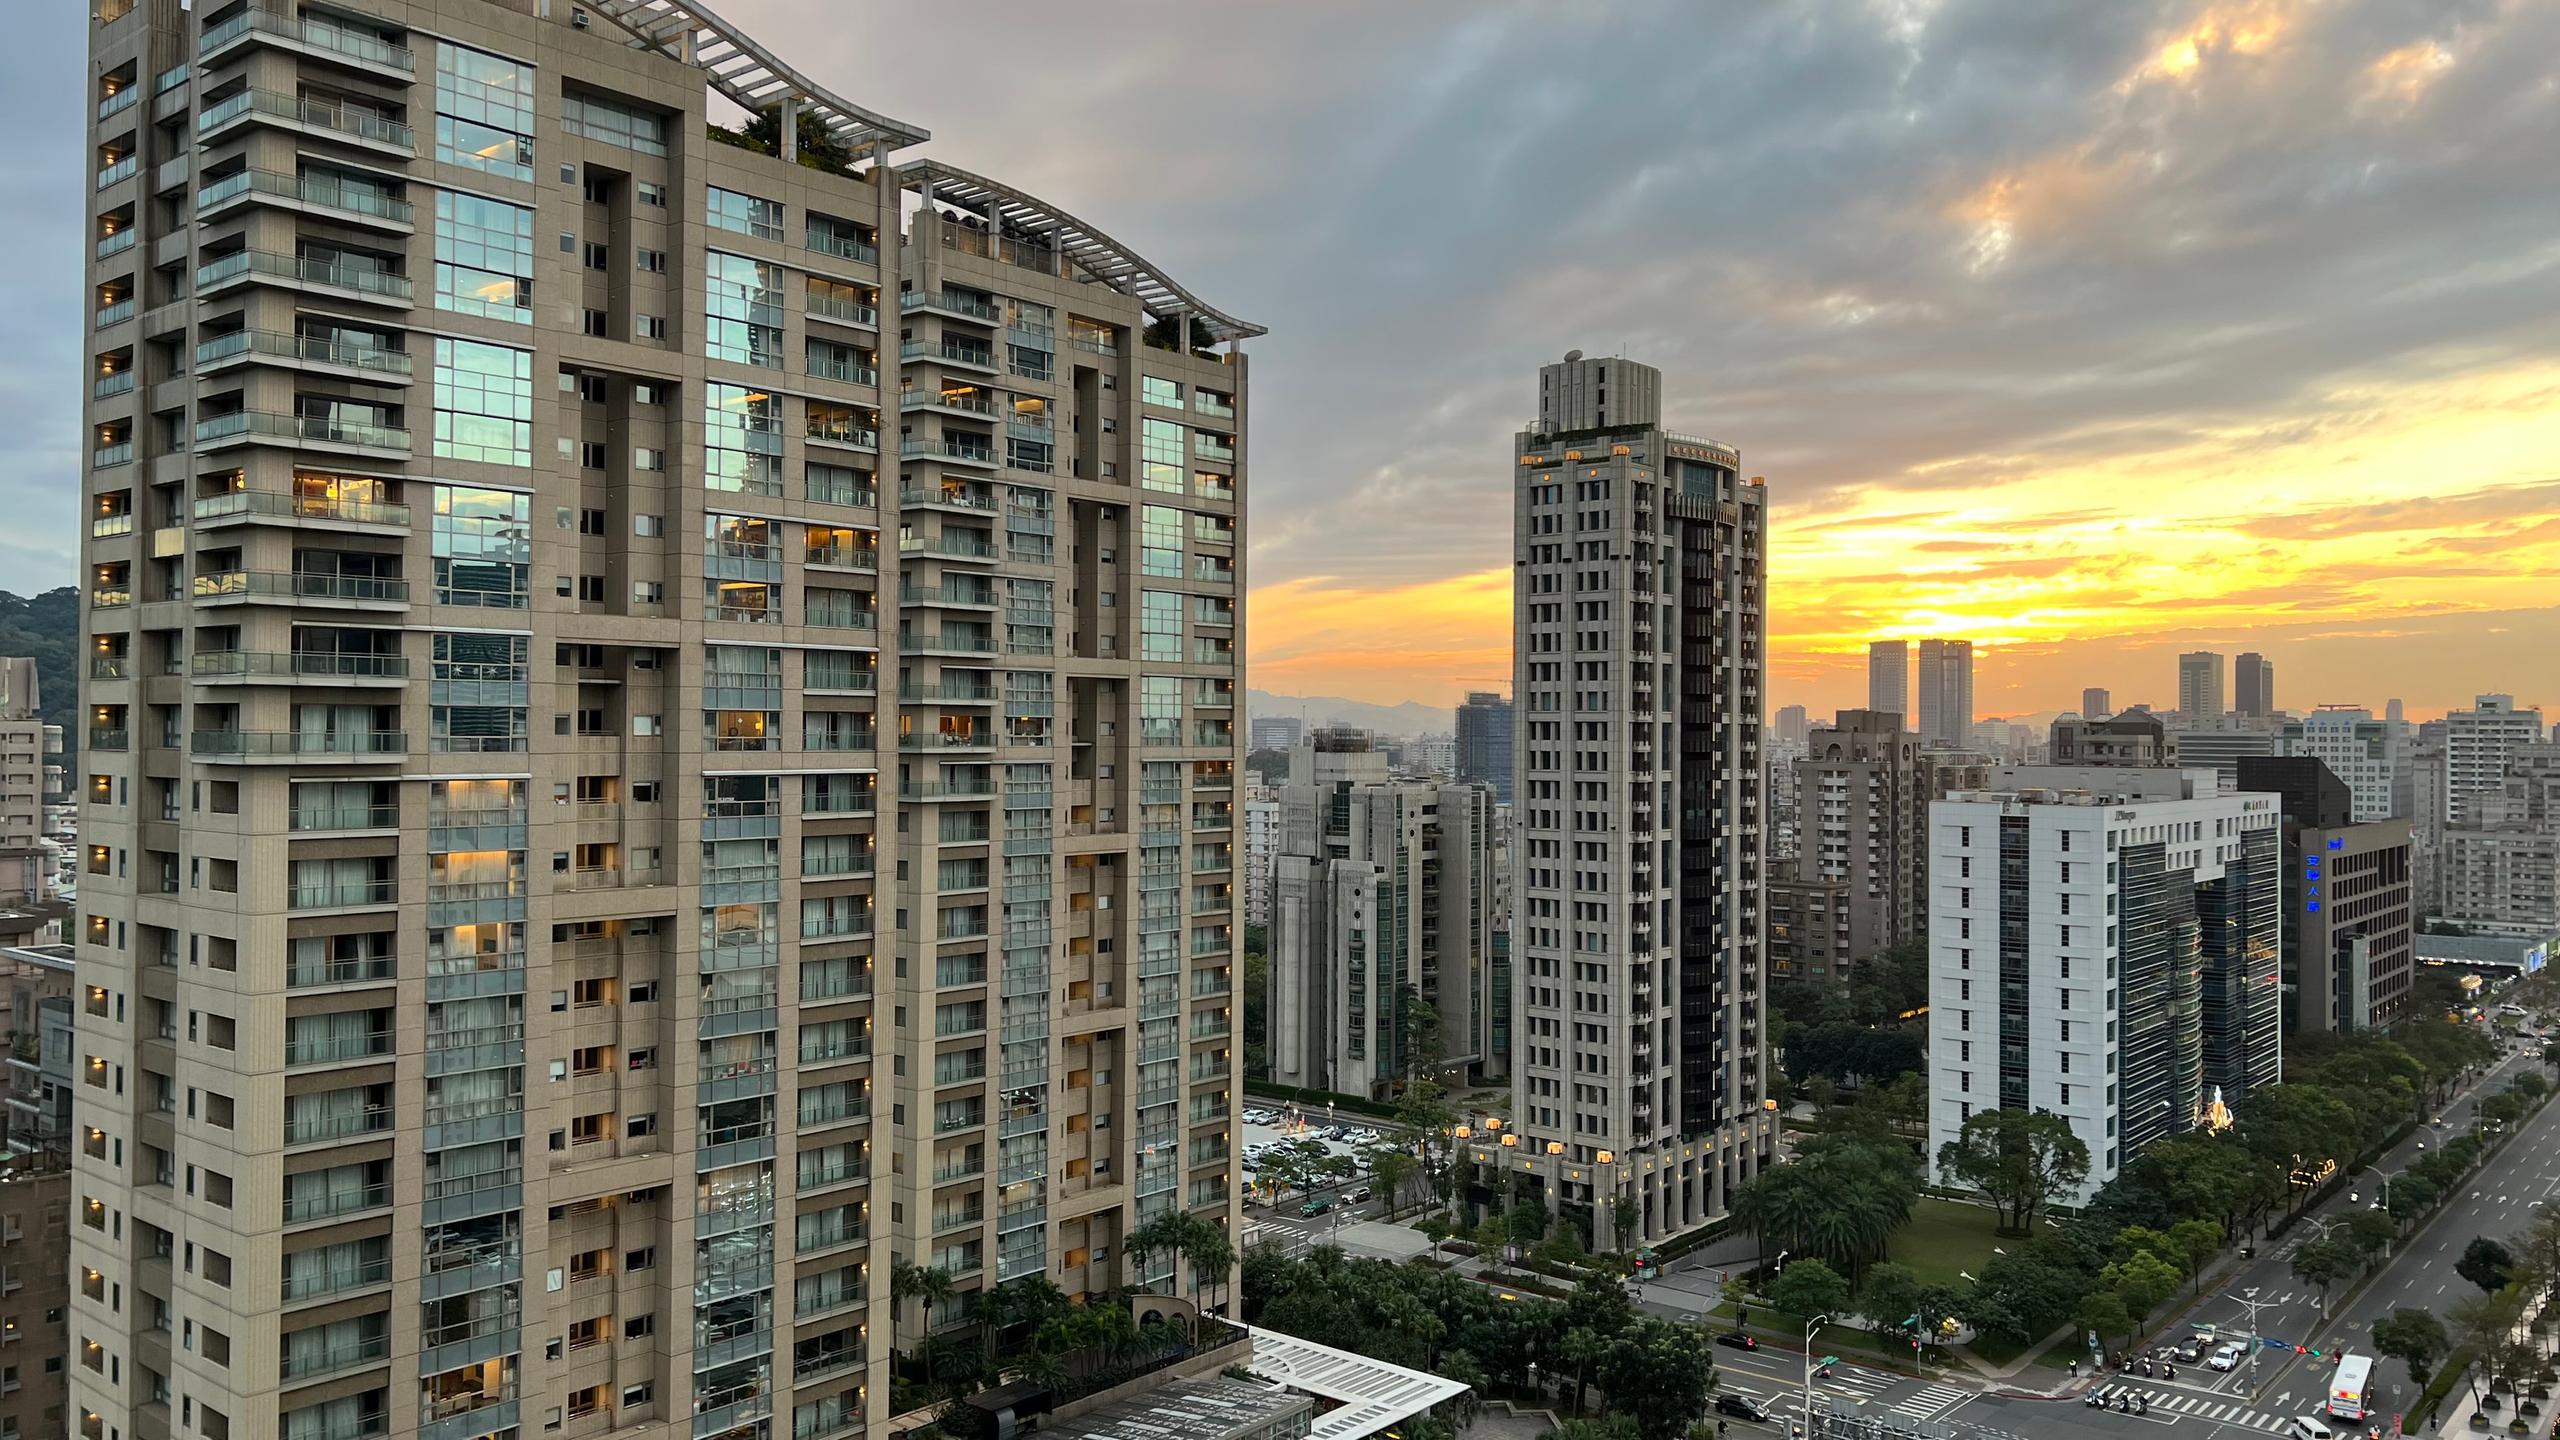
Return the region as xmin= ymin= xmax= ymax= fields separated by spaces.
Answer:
xmin=571 ymin=8 xmax=589 ymax=27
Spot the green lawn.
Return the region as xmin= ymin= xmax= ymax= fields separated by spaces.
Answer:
xmin=1884 ymin=1197 xmax=2009 ymax=1288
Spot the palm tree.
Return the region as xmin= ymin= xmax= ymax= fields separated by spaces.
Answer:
xmin=891 ymin=1263 xmax=956 ymax=1382
xmin=1557 ymin=1325 xmax=1605 ymax=1415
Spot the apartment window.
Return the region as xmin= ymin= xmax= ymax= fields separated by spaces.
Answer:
xmin=434 ymin=192 xmax=534 ymax=321
xmin=581 ymin=309 xmax=607 ymax=337
xmin=636 ymin=247 xmax=666 ymax=273
xmin=706 ymin=253 xmax=784 ymax=367
xmin=433 ymin=487 xmax=533 ymax=607
xmin=1141 ymin=375 xmax=1182 ymax=408
xmin=434 ymin=338 xmax=533 ymax=465
xmin=435 ymin=42 xmax=535 ymax=179
xmin=584 ymin=242 xmax=609 ymax=271
xmin=638 ymin=181 xmax=666 ymax=207
xmin=563 ymin=91 xmax=669 ymax=155
xmin=1140 ymin=504 xmax=1183 ymax=577
xmin=705 ymin=383 xmax=782 ymax=495
xmin=1140 ymin=417 xmax=1185 ymax=490
xmin=637 ymin=313 xmax=667 ymax=340
xmin=707 ymin=186 xmax=782 ymax=242
xmin=1139 ymin=590 xmax=1183 ymax=662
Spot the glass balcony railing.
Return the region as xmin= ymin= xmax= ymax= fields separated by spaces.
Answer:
xmin=197 ymin=248 xmax=412 ymax=301
xmin=197 ymin=168 xmax=411 ymax=225
xmin=198 ymin=88 xmax=414 ymax=150
xmin=198 ymin=7 xmax=414 ymax=73
xmin=192 ymin=490 xmax=410 ymax=527
xmin=195 ymin=409 xmax=409 ymax=452
xmin=193 ymin=569 xmax=410 ymax=604
xmin=196 ymin=328 xmax=413 ymax=377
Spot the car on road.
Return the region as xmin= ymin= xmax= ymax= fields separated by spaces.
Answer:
xmin=1714 ymin=1331 xmax=1760 ymax=1351
xmin=1300 ymin=1198 xmax=1333 ymax=1217
xmin=2175 ymin=1338 xmax=2207 ymax=1362
xmin=1717 ymin=1393 xmax=1772 ymax=1421
xmin=1349 ymin=1185 xmax=1372 ymax=1203
xmin=2291 ymin=1417 xmax=2337 ymax=1440
xmin=2209 ymin=1341 xmax=2246 ymax=1371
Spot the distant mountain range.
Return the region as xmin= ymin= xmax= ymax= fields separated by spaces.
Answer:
xmin=1247 ymin=689 xmax=1456 ymax=739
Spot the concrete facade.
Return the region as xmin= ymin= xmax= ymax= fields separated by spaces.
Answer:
xmin=0 ymin=946 xmax=73 ymax=1440
xmin=2442 ymin=742 xmax=2560 ymax=931
xmin=2083 ymin=689 xmax=2112 ymax=720
xmin=2178 ymin=651 xmax=2227 ymax=720
xmin=1867 ymin=642 xmax=1908 ymax=723
xmin=1788 ymin=710 xmax=1927 ymax=986
xmin=1264 ymin=734 xmax=1498 ymax=1100
xmin=1453 ymin=692 xmax=1514 ymax=806
xmin=1248 ymin=716 xmax=1303 ymax=755
xmin=2445 ymin=695 xmax=2545 ymax=824
xmin=2278 ymin=707 xmax=2402 ymax=823
xmin=1928 ymin=768 xmax=2283 ymax=1199
xmin=75 ymin=5 xmax=1255 ymax=1438
xmin=1243 ymin=786 xmax=1281 ymax=929
xmin=2237 ymin=757 xmax=2413 ymax=1033
xmin=1915 ymin=639 xmax=1973 ymax=750
xmin=2235 ymin=653 xmax=2274 ymax=719
xmin=1767 ymin=868 xmax=1853 ymax=985
xmin=1501 ymin=353 xmax=1774 ymax=1249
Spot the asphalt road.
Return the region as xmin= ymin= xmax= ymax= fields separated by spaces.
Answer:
xmin=1699 ymin=1043 xmax=2552 ymax=1440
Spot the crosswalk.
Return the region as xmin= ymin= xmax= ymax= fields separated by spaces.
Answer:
xmin=1889 ymin=1384 xmax=1973 ymax=1421
xmin=2084 ymin=1383 xmax=2305 ymax=1433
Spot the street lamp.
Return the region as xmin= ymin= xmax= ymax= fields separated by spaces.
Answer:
xmin=1801 ymin=1313 xmax=1835 ymax=1426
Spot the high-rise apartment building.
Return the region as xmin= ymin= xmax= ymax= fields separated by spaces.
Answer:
xmin=1867 ymin=641 xmax=1909 ymax=723
xmin=0 ymin=944 xmax=75 ymax=1440
xmin=1248 ymin=716 xmax=1302 ymax=754
xmin=76 ymin=7 xmax=1255 ymax=1440
xmin=2178 ymin=651 xmax=2227 ymax=719
xmin=1242 ymin=784 xmax=1281 ymax=929
xmin=1454 ymin=691 xmax=1515 ymax=805
xmin=2168 ymin=721 xmax=2280 ymax=792
xmin=1928 ymin=767 xmax=2282 ymax=1199
xmin=2082 ymin=688 xmax=2112 ymax=720
xmin=2048 ymin=712 xmax=2177 ymax=768
xmin=2278 ymin=707 xmax=2402 ymax=823
xmin=0 ymin=660 xmax=65 ymax=905
xmin=1265 ymin=732 xmax=1498 ymax=1099
xmin=2445 ymin=695 xmax=2545 ymax=823
xmin=2235 ymin=758 xmax=2412 ymax=1034
xmin=1787 ymin=710 xmax=1926 ymax=986
xmin=1914 ymin=639 xmax=1973 ymax=749
xmin=1497 ymin=352 xmax=1774 ymax=1247
xmin=2234 ymin=653 xmax=2274 ymax=718
xmin=1773 ymin=703 xmax=1808 ymax=748
xmin=2441 ymin=742 xmax=2560 ymax=931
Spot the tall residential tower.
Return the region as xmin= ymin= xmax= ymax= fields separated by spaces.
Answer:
xmin=76 ymin=5 xmax=1255 ymax=1439
xmin=1493 ymin=352 xmax=1774 ymax=1249
xmin=1867 ymin=641 xmax=1908 ymax=722
xmin=1914 ymin=638 xmax=1973 ymax=749
xmin=1454 ymin=691 xmax=1515 ymax=806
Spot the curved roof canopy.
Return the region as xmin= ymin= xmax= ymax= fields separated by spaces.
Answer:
xmin=585 ymin=0 xmax=929 ymax=162
xmin=902 ymin=159 xmax=1266 ymax=343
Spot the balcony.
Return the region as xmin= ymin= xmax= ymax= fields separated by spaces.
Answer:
xmin=803 ymin=542 xmax=879 ymax=570
xmin=896 ymin=533 xmax=998 ymax=564
xmin=898 ymin=487 xmax=1001 ymax=516
xmin=197 ymin=249 xmax=412 ymax=307
xmin=898 ymin=631 xmax=997 ymax=657
xmin=197 ymin=7 xmax=416 ymax=78
xmin=902 ymin=289 xmax=1001 ymax=322
xmin=286 ymin=1026 xmax=394 ymax=1066
xmin=900 ymin=390 xmax=996 ymax=418
xmin=282 ymin=1181 xmax=393 ymax=1225
xmin=194 ymin=490 xmax=410 ymax=531
xmin=93 ymin=370 xmax=137 ymax=401
xmin=805 ymin=296 xmax=878 ymax=328
xmin=195 ymin=409 xmax=410 ymax=458
xmin=196 ymin=88 xmax=415 ymax=154
xmin=193 ymin=569 xmax=410 ymax=607
xmin=191 ymin=729 xmax=406 ymax=762
xmin=197 ymin=328 xmax=414 ymax=382
xmin=807 ymin=357 xmax=877 ymax=387
xmin=96 ymin=155 xmax=139 ymax=191
xmin=285 ymin=1105 xmax=395 ymax=1146
xmin=899 ymin=438 xmax=997 ymax=469
xmin=806 ymin=417 xmax=878 ymax=451
xmin=88 ymin=727 xmax=130 ymax=751
xmin=196 ymin=168 xmax=413 ymax=231
xmin=192 ymin=651 xmax=407 ymax=684
xmin=898 ymin=340 xmax=997 ymax=372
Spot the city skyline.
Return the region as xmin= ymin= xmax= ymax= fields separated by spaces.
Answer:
xmin=11 ymin=2 xmax=2560 ymax=723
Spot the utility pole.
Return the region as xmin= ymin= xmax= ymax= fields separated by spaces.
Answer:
xmin=2234 ymin=1287 xmax=2278 ymax=1378
xmin=1803 ymin=1313 xmax=1835 ymax=1431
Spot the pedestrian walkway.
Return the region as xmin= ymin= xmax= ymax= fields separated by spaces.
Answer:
xmin=2082 ymin=1383 xmax=2300 ymax=1433
xmin=1890 ymin=1383 xmax=1974 ymax=1420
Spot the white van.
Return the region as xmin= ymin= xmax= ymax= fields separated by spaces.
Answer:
xmin=2292 ymin=1417 xmax=2336 ymax=1440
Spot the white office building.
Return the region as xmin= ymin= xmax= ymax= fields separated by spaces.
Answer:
xmin=2279 ymin=707 xmax=2404 ymax=823
xmin=2446 ymin=695 xmax=2545 ymax=824
xmin=1928 ymin=767 xmax=2283 ymax=1199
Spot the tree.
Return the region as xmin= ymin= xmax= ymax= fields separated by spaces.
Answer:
xmin=2290 ymin=1237 xmax=2358 ymax=1312
xmin=1859 ymin=1263 xmax=1924 ymax=1341
xmin=2389 ymin=1173 xmax=2440 ymax=1222
xmin=2167 ymin=1219 xmax=2224 ymax=1294
xmin=2458 ymin=1236 xmax=2516 ymax=1295
xmin=1766 ymin=1258 xmax=1850 ymax=1321
xmin=2449 ymin=1289 xmax=2528 ymax=1401
xmin=891 ymin=1263 xmax=957 ymax=1381
xmin=1557 ymin=1325 xmax=1605 ymax=1414
xmin=1971 ymin=1255 xmax=2082 ymax=1344
xmin=2342 ymin=1209 xmax=2398 ymax=1268
xmin=1595 ymin=1318 xmax=1719 ymax=1440
xmin=1472 ymin=1211 xmax=1511 ymax=1258
xmin=2372 ymin=1308 xmax=2451 ymax=1388
xmin=1936 ymin=1109 xmax=2091 ymax=1232
xmin=1508 ymin=1190 xmax=1551 ymax=1245
xmin=2099 ymin=1250 xmax=2183 ymax=1318
xmin=1373 ymin=1151 xmax=1419 ymax=1219
xmin=1554 ymin=1420 xmax=1642 ymax=1440
xmin=2076 ymin=1291 xmax=2135 ymax=1349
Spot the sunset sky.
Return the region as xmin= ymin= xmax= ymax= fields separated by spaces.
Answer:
xmin=6 ymin=1 xmax=2557 ymax=721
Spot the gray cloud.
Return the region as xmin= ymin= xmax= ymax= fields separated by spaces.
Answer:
xmin=1 ymin=0 xmax=90 ymax=591
xmin=13 ymin=0 xmax=2558 ymax=616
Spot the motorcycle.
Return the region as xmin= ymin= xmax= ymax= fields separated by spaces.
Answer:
xmin=2118 ymin=1396 xmax=2134 ymax=1413
xmin=2141 ymin=1360 xmax=2155 ymax=1378
xmin=2164 ymin=1365 xmax=2177 ymax=1381
xmin=2137 ymin=1396 xmax=2150 ymax=1416
xmin=2086 ymin=1392 xmax=2108 ymax=1409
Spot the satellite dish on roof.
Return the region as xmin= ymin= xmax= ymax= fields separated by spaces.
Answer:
xmin=1564 ymin=349 xmax=1584 ymax=363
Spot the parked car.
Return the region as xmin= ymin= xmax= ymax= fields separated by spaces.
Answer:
xmin=1717 ymin=1393 xmax=1772 ymax=1421
xmin=1715 ymin=1331 xmax=1760 ymax=1352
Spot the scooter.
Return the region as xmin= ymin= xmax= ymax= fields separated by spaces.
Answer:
xmin=2118 ymin=1396 xmax=2134 ymax=1413
xmin=2137 ymin=1395 xmax=2150 ymax=1416
xmin=2086 ymin=1391 xmax=2108 ymax=1409
xmin=2141 ymin=1359 xmax=2155 ymax=1378
xmin=2164 ymin=1365 xmax=2177 ymax=1381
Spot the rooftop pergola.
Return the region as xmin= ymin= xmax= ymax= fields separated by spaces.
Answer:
xmin=901 ymin=159 xmax=1267 ymax=344
xmin=584 ymin=0 xmax=930 ymax=162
